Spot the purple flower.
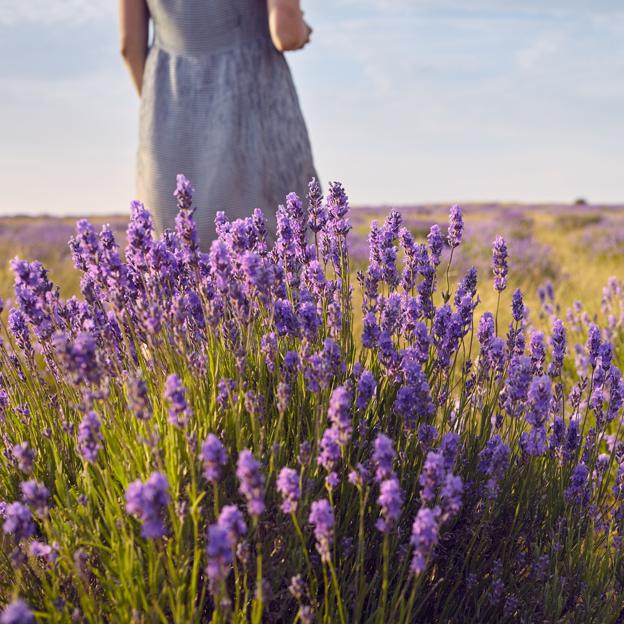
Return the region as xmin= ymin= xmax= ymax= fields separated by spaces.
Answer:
xmin=8 ymin=308 xmax=33 ymax=359
xmin=511 ymin=288 xmax=525 ymax=322
xmin=355 ymin=369 xmax=376 ymax=411
xmin=564 ymin=463 xmax=590 ymax=507
xmin=0 ymin=600 xmax=35 ymax=624
xmin=587 ymin=324 xmax=601 ymax=368
xmin=29 ymin=540 xmax=59 ymax=563
xmin=410 ymin=506 xmax=441 ymax=574
xmin=373 ymin=433 xmax=396 ymax=482
xmin=78 ymin=411 xmax=103 ymax=463
xmin=53 ymin=331 xmax=99 ymax=385
xmin=427 ymin=224 xmax=444 ymax=266
xmin=298 ymin=301 xmax=320 ymax=341
xmin=217 ymin=505 xmax=247 ymax=544
xmin=394 ymin=359 xmax=435 ymax=429
xmin=478 ymin=312 xmax=495 ymax=354
xmin=418 ymin=424 xmax=438 ymax=451
xmin=307 ymin=178 xmax=327 ymax=233
xmin=548 ymin=319 xmax=566 ymax=377
xmin=20 ymin=480 xmax=49 ymax=516
xmin=478 ymin=435 xmax=510 ymax=498
xmin=328 ymin=385 xmax=353 ymax=445
xmin=361 ymin=312 xmax=381 ymax=349
xmin=274 ymin=299 xmax=300 ymax=337
xmin=206 ymin=524 xmax=233 ymax=589
xmin=440 ymin=432 xmax=460 ymax=470
xmin=164 ymin=374 xmax=192 ymax=428
xmin=491 ymin=235 xmax=508 ymax=292
xmin=376 ymin=476 xmax=404 ymax=533
xmin=318 ymin=427 xmax=342 ymax=472
xmin=13 ymin=442 xmax=35 ymax=474
xmin=419 ymin=452 xmax=446 ymax=504
xmin=520 ymin=426 xmax=547 ymax=457
xmin=348 ymin=463 xmax=370 ymax=489
xmin=447 ymin=205 xmax=463 ymax=248
xmin=3 ymin=502 xmax=35 ymax=541
xmin=503 ymin=355 xmax=532 ymax=416
xmin=441 ymin=474 xmax=463 ymax=518
xmin=530 ymin=331 xmax=546 ymax=374
xmin=277 ymin=467 xmax=301 ymax=514
xmin=125 ymin=200 xmax=153 ymax=270
xmin=236 ymin=450 xmax=265 ymax=517
xmin=304 ymin=339 xmax=345 ymax=392
xmin=526 ymin=375 xmax=552 ymax=427
xmin=200 ymin=434 xmax=228 ymax=482
xmin=125 ymin=472 xmax=170 ymax=539
xmin=309 ymin=499 xmax=335 ymax=563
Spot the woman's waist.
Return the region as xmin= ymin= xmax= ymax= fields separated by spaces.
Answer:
xmin=152 ymin=23 xmax=272 ymax=58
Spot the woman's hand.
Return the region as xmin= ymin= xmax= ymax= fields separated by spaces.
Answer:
xmin=119 ymin=0 xmax=150 ymax=96
xmin=268 ymin=0 xmax=312 ymax=52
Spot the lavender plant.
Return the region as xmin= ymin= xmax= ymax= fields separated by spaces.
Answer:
xmin=1 ymin=176 xmax=623 ymax=623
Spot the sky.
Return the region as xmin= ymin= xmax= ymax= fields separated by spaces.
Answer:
xmin=0 ymin=0 xmax=622 ymax=216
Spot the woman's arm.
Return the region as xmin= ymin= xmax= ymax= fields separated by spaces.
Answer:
xmin=267 ymin=0 xmax=312 ymax=52
xmin=119 ymin=0 xmax=150 ymax=96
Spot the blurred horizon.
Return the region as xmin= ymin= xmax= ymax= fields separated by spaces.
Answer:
xmin=0 ymin=0 xmax=623 ymax=216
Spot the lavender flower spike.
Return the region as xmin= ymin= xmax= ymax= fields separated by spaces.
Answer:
xmin=373 ymin=433 xmax=396 ymax=482
xmin=78 ymin=411 xmax=103 ymax=464
xmin=410 ymin=506 xmax=441 ymax=574
xmin=200 ymin=434 xmax=228 ymax=482
xmin=376 ymin=476 xmax=404 ymax=533
xmin=309 ymin=499 xmax=335 ymax=563
xmin=327 ymin=384 xmax=353 ymax=445
xmin=164 ymin=374 xmax=192 ymax=428
xmin=0 ymin=600 xmax=36 ymax=624
xmin=3 ymin=502 xmax=36 ymax=541
xmin=236 ymin=450 xmax=265 ymax=517
xmin=277 ymin=467 xmax=301 ymax=514
xmin=125 ymin=472 xmax=170 ymax=539
xmin=217 ymin=505 xmax=247 ymax=545
xmin=491 ymin=235 xmax=508 ymax=292
xmin=447 ymin=205 xmax=463 ymax=248
xmin=206 ymin=523 xmax=233 ymax=591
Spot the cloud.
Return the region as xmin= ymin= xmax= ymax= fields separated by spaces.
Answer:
xmin=0 ymin=0 xmax=113 ymax=26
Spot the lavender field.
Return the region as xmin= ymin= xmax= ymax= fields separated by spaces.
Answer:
xmin=2 ymin=183 xmax=624 ymax=623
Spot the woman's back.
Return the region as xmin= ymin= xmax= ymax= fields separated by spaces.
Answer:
xmin=137 ymin=0 xmax=317 ymax=245
xmin=147 ymin=0 xmax=269 ymax=56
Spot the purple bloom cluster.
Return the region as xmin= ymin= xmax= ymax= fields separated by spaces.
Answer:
xmin=0 ymin=600 xmax=35 ymax=624
xmin=2 ymin=178 xmax=624 ymax=620
xmin=125 ymin=472 xmax=170 ymax=539
xmin=164 ymin=374 xmax=192 ymax=428
xmin=3 ymin=502 xmax=35 ymax=541
xmin=309 ymin=499 xmax=335 ymax=562
xmin=327 ymin=384 xmax=353 ymax=445
xmin=491 ymin=235 xmax=508 ymax=292
xmin=376 ymin=477 xmax=404 ymax=533
xmin=236 ymin=450 xmax=265 ymax=517
xmin=478 ymin=436 xmax=510 ymax=498
xmin=277 ymin=467 xmax=301 ymax=514
xmin=410 ymin=506 xmax=441 ymax=574
xmin=201 ymin=434 xmax=228 ymax=482
xmin=78 ymin=411 xmax=103 ymax=463
xmin=20 ymin=480 xmax=49 ymax=517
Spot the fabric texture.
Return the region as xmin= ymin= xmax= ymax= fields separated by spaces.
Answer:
xmin=137 ymin=0 xmax=317 ymax=246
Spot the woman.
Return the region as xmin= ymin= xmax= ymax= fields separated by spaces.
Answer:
xmin=119 ymin=0 xmax=318 ymax=245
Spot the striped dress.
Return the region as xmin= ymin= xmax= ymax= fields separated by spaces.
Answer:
xmin=137 ymin=0 xmax=317 ymax=246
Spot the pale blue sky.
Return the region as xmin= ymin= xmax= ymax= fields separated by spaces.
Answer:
xmin=0 ymin=0 xmax=622 ymax=215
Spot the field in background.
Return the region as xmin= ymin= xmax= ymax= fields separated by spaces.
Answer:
xmin=1 ymin=202 xmax=623 ymax=321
